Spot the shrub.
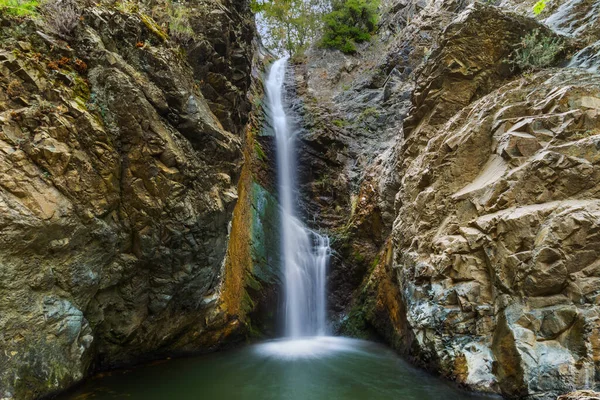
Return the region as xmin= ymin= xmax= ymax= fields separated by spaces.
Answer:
xmin=0 ymin=0 xmax=39 ymax=16
xmin=511 ymin=29 xmax=564 ymax=70
xmin=115 ymin=0 xmax=139 ymax=13
xmin=40 ymin=0 xmax=81 ymax=38
xmin=358 ymin=106 xmax=379 ymax=120
xmin=320 ymin=0 xmax=379 ymax=54
xmin=47 ymin=60 xmax=59 ymax=70
xmin=57 ymin=56 xmax=70 ymax=67
xmin=168 ymin=4 xmax=194 ymax=44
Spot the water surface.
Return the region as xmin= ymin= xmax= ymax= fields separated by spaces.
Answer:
xmin=60 ymin=337 xmax=495 ymax=400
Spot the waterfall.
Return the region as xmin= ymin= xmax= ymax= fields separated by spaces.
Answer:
xmin=265 ymin=57 xmax=331 ymax=338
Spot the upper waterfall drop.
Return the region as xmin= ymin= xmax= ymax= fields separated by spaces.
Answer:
xmin=265 ymin=57 xmax=331 ymax=338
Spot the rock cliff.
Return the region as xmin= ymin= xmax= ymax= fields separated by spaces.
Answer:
xmin=0 ymin=1 xmax=280 ymax=398
xmin=3 ymin=0 xmax=600 ymax=398
xmin=293 ymin=0 xmax=600 ymax=398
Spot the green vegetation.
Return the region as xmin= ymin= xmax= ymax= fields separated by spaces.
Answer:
xmin=320 ymin=0 xmax=379 ymax=54
xmin=340 ymin=305 xmax=371 ymax=339
xmin=533 ymin=0 xmax=547 ymax=15
xmin=115 ymin=0 xmax=139 ymax=13
xmin=332 ymin=118 xmax=348 ymax=127
xmin=251 ymin=0 xmax=326 ymax=56
xmin=0 ymin=0 xmax=38 ymax=16
xmin=251 ymin=0 xmax=379 ymax=55
xmin=168 ymin=3 xmax=194 ymax=44
xmin=140 ymin=13 xmax=169 ymax=42
xmin=511 ymin=29 xmax=564 ymax=70
xmin=254 ymin=141 xmax=267 ymax=161
xmin=358 ymin=106 xmax=379 ymax=120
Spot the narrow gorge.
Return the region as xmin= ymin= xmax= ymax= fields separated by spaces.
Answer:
xmin=0 ymin=0 xmax=600 ymax=399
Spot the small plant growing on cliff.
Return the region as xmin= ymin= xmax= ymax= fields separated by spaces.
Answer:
xmin=532 ymin=0 xmax=547 ymax=15
xmin=0 ymin=0 xmax=38 ymax=16
xmin=358 ymin=106 xmax=379 ymax=120
xmin=320 ymin=0 xmax=379 ymax=54
xmin=254 ymin=141 xmax=267 ymax=161
xmin=168 ymin=3 xmax=194 ymax=44
xmin=40 ymin=0 xmax=81 ymax=38
xmin=332 ymin=118 xmax=348 ymax=127
xmin=510 ymin=29 xmax=564 ymax=70
xmin=115 ymin=0 xmax=139 ymax=13
xmin=73 ymin=58 xmax=87 ymax=73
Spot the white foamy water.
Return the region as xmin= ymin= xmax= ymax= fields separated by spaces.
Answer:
xmin=265 ymin=58 xmax=331 ymax=338
xmin=254 ymin=336 xmax=367 ymax=360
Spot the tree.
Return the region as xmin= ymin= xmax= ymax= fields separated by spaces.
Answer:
xmin=320 ymin=0 xmax=379 ymax=54
xmin=252 ymin=0 xmax=328 ymax=56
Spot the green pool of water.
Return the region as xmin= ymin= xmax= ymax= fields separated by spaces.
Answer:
xmin=59 ymin=337 xmax=495 ymax=400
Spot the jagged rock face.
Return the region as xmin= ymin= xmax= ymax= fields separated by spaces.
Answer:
xmin=0 ymin=2 xmax=255 ymax=398
xmin=294 ymin=0 xmax=600 ymax=398
xmin=402 ymin=4 xmax=562 ymax=137
xmin=184 ymin=0 xmax=256 ymax=135
xmin=383 ymin=2 xmax=600 ymax=398
xmin=394 ymin=68 xmax=600 ymax=398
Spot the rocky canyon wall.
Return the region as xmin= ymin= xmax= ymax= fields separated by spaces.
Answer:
xmin=294 ymin=0 xmax=600 ymax=398
xmin=0 ymin=1 xmax=281 ymax=398
xmin=3 ymin=0 xmax=600 ymax=398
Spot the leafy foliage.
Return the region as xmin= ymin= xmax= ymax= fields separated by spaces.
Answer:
xmin=511 ymin=29 xmax=564 ymax=70
xmin=320 ymin=0 xmax=379 ymax=54
xmin=533 ymin=0 xmax=547 ymax=15
xmin=0 ymin=0 xmax=39 ymax=16
xmin=252 ymin=0 xmax=327 ymax=56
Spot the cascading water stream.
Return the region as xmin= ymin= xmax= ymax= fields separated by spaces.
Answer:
xmin=265 ymin=57 xmax=331 ymax=338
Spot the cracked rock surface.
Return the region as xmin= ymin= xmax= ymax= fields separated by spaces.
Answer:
xmin=0 ymin=1 xmax=256 ymax=398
